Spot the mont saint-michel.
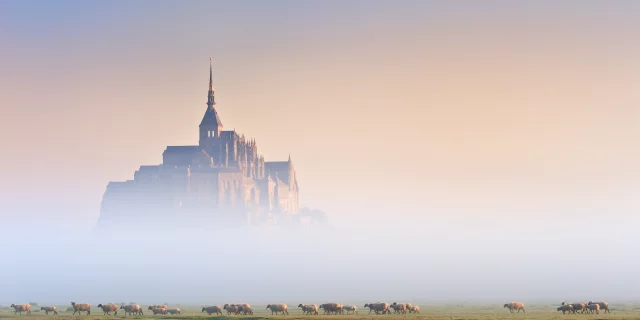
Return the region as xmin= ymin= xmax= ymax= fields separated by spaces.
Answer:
xmin=99 ymin=60 xmax=303 ymax=227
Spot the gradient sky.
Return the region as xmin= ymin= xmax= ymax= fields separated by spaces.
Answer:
xmin=0 ymin=0 xmax=639 ymax=228
xmin=3 ymin=0 xmax=640 ymax=304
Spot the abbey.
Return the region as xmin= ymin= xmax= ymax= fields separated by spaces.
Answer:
xmin=99 ymin=60 xmax=299 ymax=225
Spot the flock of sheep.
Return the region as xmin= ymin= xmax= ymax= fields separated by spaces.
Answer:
xmin=7 ymin=302 xmax=420 ymax=316
xmin=8 ymin=300 xmax=612 ymax=316
xmin=502 ymin=301 xmax=611 ymax=315
xmin=7 ymin=303 xmax=181 ymax=316
xmin=203 ymin=303 xmax=420 ymax=316
xmin=556 ymin=301 xmax=611 ymax=315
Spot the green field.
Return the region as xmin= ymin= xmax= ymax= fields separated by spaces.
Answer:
xmin=2 ymin=304 xmax=640 ymax=320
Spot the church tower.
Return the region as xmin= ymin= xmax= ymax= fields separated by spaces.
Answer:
xmin=199 ymin=58 xmax=223 ymax=155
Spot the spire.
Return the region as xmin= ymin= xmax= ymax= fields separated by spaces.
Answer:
xmin=200 ymin=58 xmax=223 ymax=128
xmin=207 ymin=57 xmax=215 ymax=107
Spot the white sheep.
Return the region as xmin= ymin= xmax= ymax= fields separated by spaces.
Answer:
xmin=266 ymin=304 xmax=289 ymax=315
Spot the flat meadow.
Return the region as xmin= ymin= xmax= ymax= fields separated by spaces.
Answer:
xmin=2 ymin=304 xmax=640 ymax=320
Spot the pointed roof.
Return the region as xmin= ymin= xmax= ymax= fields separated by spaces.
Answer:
xmin=265 ymin=160 xmax=291 ymax=185
xmin=200 ymin=107 xmax=223 ymax=126
xmin=201 ymin=57 xmax=223 ymax=127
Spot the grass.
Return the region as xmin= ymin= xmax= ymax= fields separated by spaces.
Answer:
xmin=1 ymin=304 xmax=640 ymax=320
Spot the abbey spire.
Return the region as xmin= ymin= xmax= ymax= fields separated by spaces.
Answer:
xmin=207 ymin=57 xmax=215 ymax=107
xmin=199 ymin=58 xmax=223 ymax=144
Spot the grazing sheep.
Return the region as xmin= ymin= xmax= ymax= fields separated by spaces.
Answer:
xmin=561 ymin=302 xmax=586 ymax=314
xmin=408 ymin=306 xmax=420 ymax=314
xmin=557 ymin=305 xmax=573 ymax=314
xmin=10 ymin=304 xmax=32 ymax=315
xmin=97 ymin=303 xmax=119 ymax=316
xmin=237 ymin=303 xmax=252 ymax=315
xmin=266 ymin=304 xmax=289 ymax=315
xmin=150 ymin=307 xmax=167 ymax=315
xmin=245 ymin=307 xmax=254 ymax=315
xmin=223 ymin=303 xmax=250 ymax=315
xmin=323 ymin=303 xmax=345 ymax=315
xmin=298 ymin=304 xmax=310 ymax=315
xmin=202 ymin=306 xmax=223 ymax=315
xmin=70 ymin=302 xmax=91 ymax=316
xmin=588 ymin=301 xmax=610 ymax=313
xmin=166 ymin=308 xmax=181 ymax=315
xmin=342 ymin=305 xmax=357 ymax=315
xmin=503 ymin=302 xmax=525 ymax=313
xmin=364 ymin=303 xmax=390 ymax=315
xmin=391 ymin=303 xmax=407 ymax=314
xmin=224 ymin=304 xmax=239 ymax=315
xmin=298 ymin=304 xmax=319 ymax=315
xmin=40 ymin=306 xmax=58 ymax=315
xmin=120 ymin=304 xmax=143 ymax=316
xmin=586 ymin=303 xmax=600 ymax=314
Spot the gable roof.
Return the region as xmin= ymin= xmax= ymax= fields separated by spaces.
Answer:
xmin=200 ymin=107 xmax=223 ymax=127
xmin=163 ymin=146 xmax=201 ymax=154
xmin=162 ymin=146 xmax=212 ymax=167
xmin=265 ymin=161 xmax=291 ymax=184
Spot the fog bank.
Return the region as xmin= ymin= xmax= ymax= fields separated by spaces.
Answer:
xmin=2 ymin=215 xmax=639 ymax=305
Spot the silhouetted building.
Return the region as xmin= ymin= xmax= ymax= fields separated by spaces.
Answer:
xmin=99 ymin=60 xmax=299 ymax=226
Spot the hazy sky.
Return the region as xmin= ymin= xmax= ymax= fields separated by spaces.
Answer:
xmin=1 ymin=1 xmax=639 ymax=224
xmin=1 ymin=0 xmax=640 ymax=304
xmin=2 ymin=0 xmax=639 ymax=227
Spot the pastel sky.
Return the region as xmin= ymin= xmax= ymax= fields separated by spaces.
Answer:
xmin=0 ymin=0 xmax=639 ymax=228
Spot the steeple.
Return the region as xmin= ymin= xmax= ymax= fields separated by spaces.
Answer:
xmin=201 ymin=57 xmax=222 ymax=126
xmin=207 ymin=57 xmax=215 ymax=107
xmin=199 ymin=58 xmax=223 ymax=152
